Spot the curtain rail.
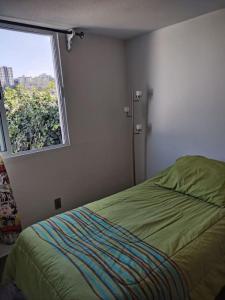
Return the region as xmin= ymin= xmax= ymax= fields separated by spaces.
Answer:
xmin=0 ymin=19 xmax=72 ymax=34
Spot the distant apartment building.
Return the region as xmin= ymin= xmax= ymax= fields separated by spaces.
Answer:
xmin=16 ymin=76 xmax=33 ymax=89
xmin=33 ymin=74 xmax=54 ymax=89
xmin=16 ymin=73 xmax=54 ymax=89
xmin=0 ymin=67 xmax=55 ymax=90
xmin=0 ymin=66 xmax=14 ymax=88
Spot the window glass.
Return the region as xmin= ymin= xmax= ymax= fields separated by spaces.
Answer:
xmin=0 ymin=27 xmax=67 ymax=154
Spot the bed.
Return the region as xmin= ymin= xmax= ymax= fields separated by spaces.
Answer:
xmin=2 ymin=155 xmax=225 ymax=300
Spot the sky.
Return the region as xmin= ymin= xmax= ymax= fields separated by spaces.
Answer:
xmin=0 ymin=28 xmax=55 ymax=78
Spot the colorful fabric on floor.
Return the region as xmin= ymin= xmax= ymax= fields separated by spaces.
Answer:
xmin=0 ymin=156 xmax=21 ymax=244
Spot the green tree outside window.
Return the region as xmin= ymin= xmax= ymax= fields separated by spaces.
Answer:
xmin=3 ymin=81 xmax=62 ymax=153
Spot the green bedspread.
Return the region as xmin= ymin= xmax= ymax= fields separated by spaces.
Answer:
xmin=3 ymin=176 xmax=225 ymax=299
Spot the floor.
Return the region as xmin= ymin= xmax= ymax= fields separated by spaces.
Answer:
xmin=0 ymin=256 xmax=26 ymax=300
xmin=216 ymin=287 xmax=225 ymax=300
xmin=0 ymin=256 xmax=7 ymax=282
xmin=0 ymin=284 xmax=26 ymax=300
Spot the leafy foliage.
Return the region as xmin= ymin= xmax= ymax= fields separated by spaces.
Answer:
xmin=3 ymin=82 xmax=62 ymax=153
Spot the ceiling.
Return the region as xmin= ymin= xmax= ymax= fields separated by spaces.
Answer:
xmin=0 ymin=0 xmax=225 ymax=39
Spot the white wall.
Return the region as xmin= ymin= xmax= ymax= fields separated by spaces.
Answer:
xmin=126 ymin=9 xmax=225 ymax=178
xmin=5 ymin=34 xmax=132 ymax=227
xmin=4 ymin=8 xmax=225 ymax=227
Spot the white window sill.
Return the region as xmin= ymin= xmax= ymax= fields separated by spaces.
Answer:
xmin=2 ymin=143 xmax=70 ymax=159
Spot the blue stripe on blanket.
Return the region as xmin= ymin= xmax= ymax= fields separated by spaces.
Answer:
xmin=32 ymin=207 xmax=189 ymax=300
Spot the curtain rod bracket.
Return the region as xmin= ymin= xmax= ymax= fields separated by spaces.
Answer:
xmin=66 ymin=29 xmax=85 ymax=51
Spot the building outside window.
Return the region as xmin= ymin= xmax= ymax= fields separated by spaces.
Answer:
xmin=0 ymin=66 xmax=14 ymax=89
xmin=0 ymin=25 xmax=69 ymax=155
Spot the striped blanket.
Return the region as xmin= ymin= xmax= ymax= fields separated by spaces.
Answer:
xmin=32 ymin=207 xmax=189 ymax=300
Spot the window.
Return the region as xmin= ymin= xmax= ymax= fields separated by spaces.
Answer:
xmin=0 ymin=25 xmax=69 ymax=155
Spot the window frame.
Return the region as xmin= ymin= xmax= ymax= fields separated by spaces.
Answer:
xmin=0 ymin=22 xmax=70 ymax=157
